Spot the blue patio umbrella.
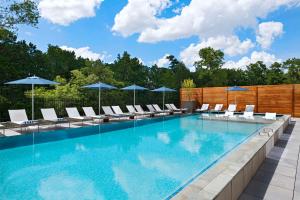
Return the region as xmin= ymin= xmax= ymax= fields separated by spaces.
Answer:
xmin=152 ymin=87 xmax=176 ymax=111
xmin=5 ymin=75 xmax=59 ymax=120
xmin=122 ymin=84 xmax=148 ymax=107
xmin=82 ymin=82 xmax=117 ymax=115
xmin=226 ymin=86 xmax=249 ymax=105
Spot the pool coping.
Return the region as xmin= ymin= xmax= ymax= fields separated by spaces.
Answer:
xmin=171 ymin=115 xmax=290 ymax=200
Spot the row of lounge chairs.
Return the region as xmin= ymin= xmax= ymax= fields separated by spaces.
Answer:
xmin=196 ymin=103 xmax=276 ymax=120
xmin=6 ymin=104 xmax=185 ymax=132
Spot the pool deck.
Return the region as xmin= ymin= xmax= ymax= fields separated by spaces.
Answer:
xmin=239 ymin=118 xmax=300 ymax=200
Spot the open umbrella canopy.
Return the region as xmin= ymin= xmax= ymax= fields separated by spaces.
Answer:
xmin=152 ymin=86 xmax=176 ymax=111
xmin=5 ymin=75 xmax=60 ymax=120
xmin=5 ymin=75 xmax=59 ymax=85
xmin=151 ymin=86 xmax=176 ymax=92
xmin=82 ymin=82 xmax=117 ymax=90
xmin=122 ymin=84 xmax=148 ymax=107
xmin=122 ymin=84 xmax=148 ymax=91
xmin=227 ymin=86 xmax=248 ymax=91
xmin=82 ymin=82 xmax=117 ymax=116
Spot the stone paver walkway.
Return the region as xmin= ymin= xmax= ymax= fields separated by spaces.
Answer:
xmin=239 ymin=118 xmax=300 ymax=200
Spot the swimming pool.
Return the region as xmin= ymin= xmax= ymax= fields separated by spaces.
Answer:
xmin=0 ymin=115 xmax=264 ymax=200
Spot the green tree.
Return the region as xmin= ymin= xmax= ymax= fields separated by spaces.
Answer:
xmin=167 ymin=55 xmax=192 ymax=88
xmin=0 ymin=0 xmax=39 ymax=30
xmin=194 ymin=47 xmax=227 ymax=86
xmin=283 ymin=58 xmax=300 ymax=83
xmin=266 ymin=62 xmax=286 ymax=84
xmin=109 ymin=52 xmax=149 ymax=86
xmin=45 ymin=45 xmax=86 ymax=79
xmin=195 ymin=47 xmax=224 ymax=71
xmin=245 ymin=61 xmax=268 ymax=85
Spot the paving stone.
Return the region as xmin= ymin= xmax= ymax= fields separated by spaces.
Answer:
xmin=239 ymin=193 xmax=262 ymax=200
xmin=262 ymin=185 xmax=293 ymax=200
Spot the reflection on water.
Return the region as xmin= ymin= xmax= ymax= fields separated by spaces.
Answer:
xmin=0 ymin=115 xmax=263 ymax=200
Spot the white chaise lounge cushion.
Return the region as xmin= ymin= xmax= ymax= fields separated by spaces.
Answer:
xmin=196 ymin=104 xmax=209 ymax=112
xmin=240 ymin=111 xmax=254 ymax=119
xmin=66 ymin=107 xmax=85 ymax=120
xmin=41 ymin=108 xmax=64 ymax=122
xmin=82 ymin=107 xmax=104 ymax=119
xmin=245 ymin=105 xmax=255 ymax=112
xmin=227 ymin=104 xmax=237 ymax=112
xmin=170 ymin=104 xmax=187 ymax=111
xmin=8 ymin=109 xmax=36 ymax=125
xmin=264 ymin=112 xmax=276 ymax=120
xmin=134 ymin=105 xmax=153 ymax=115
xmin=214 ymin=104 xmax=223 ymax=111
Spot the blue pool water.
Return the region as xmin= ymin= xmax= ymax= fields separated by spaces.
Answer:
xmin=0 ymin=115 xmax=264 ymax=200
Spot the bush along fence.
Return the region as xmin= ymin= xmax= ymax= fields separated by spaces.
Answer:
xmin=180 ymin=84 xmax=300 ymax=117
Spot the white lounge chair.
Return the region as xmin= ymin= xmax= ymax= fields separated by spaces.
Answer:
xmin=263 ymin=112 xmax=276 ymax=120
xmin=66 ymin=107 xmax=90 ymax=124
xmin=126 ymin=105 xmax=146 ymax=116
xmin=82 ymin=107 xmax=107 ymax=120
xmin=152 ymin=104 xmax=170 ymax=114
xmin=227 ymin=104 xmax=237 ymax=112
xmin=41 ymin=108 xmax=68 ymax=127
xmin=147 ymin=104 xmax=159 ymax=113
xmin=216 ymin=111 xmax=235 ymax=118
xmin=211 ymin=104 xmax=223 ymax=112
xmin=195 ymin=104 xmax=209 ymax=112
xmin=134 ymin=105 xmax=154 ymax=116
xmin=239 ymin=111 xmax=254 ymax=119
xmin=112 ymin=106 xmax=134 ymax=118
xmin=245 ymin=105 xmax=255 ymax=112
xmin=8 ymin=109 xmax=39 ymax=132
xmin=165 ymin=104 xmax=181 ymax=114
xmin=170 ymin=104 xmax=188 ymax=112
xmin=102 ymin=106 xmax=125 ymax=118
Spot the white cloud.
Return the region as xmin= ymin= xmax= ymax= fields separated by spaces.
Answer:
xmin=39 ymin=0 xmax=103 ymax=26
xmin=113 ymin=0 xmax=300 ymax=43
xmin=179 ymin=36 xmax=254 ymax=71
xmin=256 ymin=21 xmax=284 ymax=49
xmin=112 ymin=0 xmax=172 ymax=37
xmin=60 ymin=46 xmax=111 ymax=61
xmin=155 ymin=54 xmax=171 ymax=68
xmin=223 ymin=51 xmax=282 ymax=70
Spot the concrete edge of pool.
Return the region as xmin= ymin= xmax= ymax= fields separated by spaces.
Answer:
xmin=172 ymin=115 xmax=291 ymax=200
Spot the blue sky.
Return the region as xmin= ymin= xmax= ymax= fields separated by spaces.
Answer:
xmin=17 ymin=0 xmax=300 ymax=71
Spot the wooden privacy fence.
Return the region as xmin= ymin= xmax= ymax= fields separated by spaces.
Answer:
xmin=180 ymin=84 xmax=300 ymax=117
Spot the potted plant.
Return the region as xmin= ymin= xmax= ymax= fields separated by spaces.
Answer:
xmin=181 ymin=79 xmax=196 ymax=113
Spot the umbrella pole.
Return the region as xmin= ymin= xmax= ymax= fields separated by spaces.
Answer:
xmin=32 ymin=84 xmax=34 ymax=120
xmin=163 ymin=91 xmax=165 ymax=111
xmin=134 ymin=88 xmax=136 ymax=107
xmin=99 ymin=87 xmax=101 ymax=116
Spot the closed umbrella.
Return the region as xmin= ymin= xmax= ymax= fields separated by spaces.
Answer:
xmin=122 ymin=84 xmax=148 ymax=107
xmin=227 ymin=86 xmax=248 ymax=105
xmin=82 ymin=82 xmax=117 ymax=115
xmin=151 ymin=86 xmax=176 ymax=111
xmin=5 ymin=75 xmax=59 ymax=120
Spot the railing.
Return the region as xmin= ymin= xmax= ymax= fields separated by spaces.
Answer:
xmin=0 ymin=91 xmax=179 ymax=121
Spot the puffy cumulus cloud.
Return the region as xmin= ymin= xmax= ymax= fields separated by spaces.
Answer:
xmin=155 ymin=54 xmax=171 ymax=68
xmin=112 ymin=0 xmax=172 ymax=37
xmin=256 ymin=21 xmax=284 ymax=49
xmin=223 ymin=51 xmax=282 ymax=70
xmin=60 ymin=46 xmax=111 ymax=61
xmin=38 ymin=0 xmax=103 ymax=26
xmin=179 ymin=36 xmax=254 ymax=70
xmin=113 ymin=0 xmax=300 ymax=43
